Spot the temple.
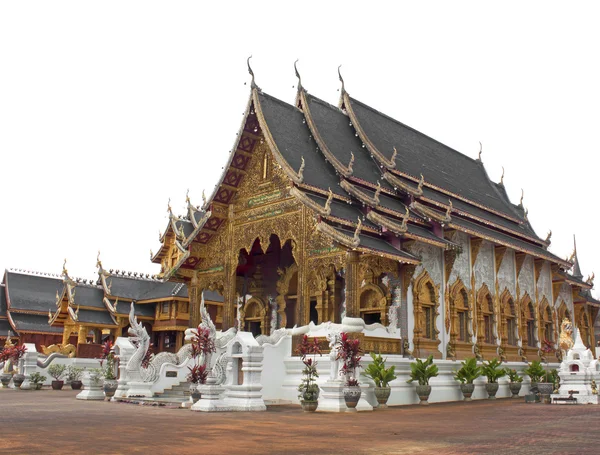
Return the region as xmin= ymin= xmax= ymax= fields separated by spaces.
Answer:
xmin=147 ymin=61 xmax=599 ymax=362
xmin=1 ymin=63 xmax=598 ymax=363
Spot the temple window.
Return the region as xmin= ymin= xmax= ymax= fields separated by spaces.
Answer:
xmin=483 ymin=294 xmax=495 ymax=344
xmin=161 ymin=302 xmax=169 ymax=314
xmin=506 ymin=299 xmax=517 ymax=346
xmin=455 ymin=289 xmax=469 ymax=342
xmin=543 ymin=306 xmax=553 ymax=343
xmin=422 ymin=282 xmax=436 ymax=340
xmin=526 ymin=302 xmax=536 ymax=348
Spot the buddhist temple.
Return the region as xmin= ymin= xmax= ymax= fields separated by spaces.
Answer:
xmin=150 ymin=60 xmax=599 ymax=362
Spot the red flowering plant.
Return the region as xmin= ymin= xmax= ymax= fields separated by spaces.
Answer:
xmin=336 ymin=332 xmax=362 ymax=386
xmin=191 ymin=326 xmax=216 ymax=362
xmin=187 ymin=363 xmax=209 ymax=385
xmin=141 ymin=343 xmax=154 ymax=369
xmin=296 ymin=335 xmax=322 ymax=403
xmin=99 ymin=340 xmax=117 ymax=380
xmin=541 ymin=339 xmax=554 ymax=354
xmin=0 ymin=344 xmax=27 ymax=367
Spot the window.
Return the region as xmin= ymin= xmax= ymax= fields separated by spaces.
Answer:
xmin=459 ymin=312 xmax=467 ymax=341
xmin=483 ymin=294 xmax=495 ymax=344
xmin=526 ymin=303 xmax=536 ymax=348
xmin=425 ymin=306 xmax=434 ymax=340
xmin=162 ymin=302 xmax=169 ymax=314
xmin=543 ymin=307 xmax=553 ymax=343
xmin=507 ymin=318 xmax=517 ymax=346
xmin=455 ymin=289 xmax=469 ymax=342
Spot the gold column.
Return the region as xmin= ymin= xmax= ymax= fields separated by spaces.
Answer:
xmin=189 ymin=272 xmax=201 ymax=328
xmin=77 ymin=325 xmax=87 ymax=345
xmin=345 ymin=251 xmax=361 ymax=318
xmin=62 ymin=325 xmax=72 ymax=345
xmin=175 ymin=331 xmax=183 ymax=351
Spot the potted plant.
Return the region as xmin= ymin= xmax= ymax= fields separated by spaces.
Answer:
xmin=538 ymin=369 xmax=558 ymax=401
xmin=336 ymin=332 xmax=362 ymax=410
xmin=66 ymin=366 xmax=84 ymax=390
xmin=0 ymin=344 xmax=27 ymax=387
xmin=407 ymin=355 xmax=439 ymax=405
xmin=481 ymin=358 xmax=505 ymax=399
xmin=453 ymin=357 xmax=481 ymax=401
xmin=504 ymin=368 xmax=523 ymax=398
xmin=186 ymin=364 xmax=208 ymax=403
xmin=48 ymin=364 xmax=67 ymax=390
xmin=29 ymin=372 xmax=46 ymax=390
xmin=99 ymin=341 xmax=118 ymax=398
xmin=364 ymin=352 xmax=397 ymax=408
xmin=296 ymin=335 xmax=322 ymax=412
xmin=188 ymin=325 xmax=216 ymax=402
xmin=523 ymin=360 xmax=545 ymax=394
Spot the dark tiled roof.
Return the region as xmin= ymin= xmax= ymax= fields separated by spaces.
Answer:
xmin=73 ymin=285 xmax=105 ymax=309
xmin=0 ymin=319 xmax=12 ymax=335
xmin=203 ymin=290 xmax=224 ymax=303
xmin=5 ymin=272 xmax=63 ymax=313
xmin=76 ymin=309 xmax=117 ymax=326
xmin=0 ymin=284 xmax=7 ymax=317
xmin=347 ymin=96 xmax=521 ymax=220
xmin=10 ymin=313 xmax=63 ymax=334
xmin=257 ymin=92 xmax=346 ymax=197
xmin=107 ymin=275 xmax=188 ymax=300
xmin=114 ymin=300 xmax=156 ymax=318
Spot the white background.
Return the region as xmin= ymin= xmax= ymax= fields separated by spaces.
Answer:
xmin=0 ymin=1 xmax=598 ymax=294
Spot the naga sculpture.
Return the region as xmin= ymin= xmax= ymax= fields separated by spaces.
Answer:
xmin=184 ymin=295 xmax=237 ymax=385
xmin=559 ymin=318 xmax=574 ymax=357
xmin=41 ymin=344 xmax=76 ymax=358
xmin=326 ymin=330 xmax=342 ymax=381
xmin=127 ymin=303 xmax=192 ymax=383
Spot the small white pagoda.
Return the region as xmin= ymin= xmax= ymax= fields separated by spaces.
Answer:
xmin=551 ymin=328 xmax=600 ymax=404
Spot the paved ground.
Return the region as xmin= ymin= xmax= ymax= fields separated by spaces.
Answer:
xmin=1 ymin=388 xmax=599 ymax=455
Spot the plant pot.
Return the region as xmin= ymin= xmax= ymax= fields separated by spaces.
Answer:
xmin=0 ymin=374 xmax=11 ymax=387
xmin=301 ymin=400 xmax=318 ymax=412
xmin=460 ymin=383 xmax=475 ymax=401
xmin=189 ymin=384 xmax=201 ymax=403
xmin=70 ymin=380 xmax=83 ymax=390
xmin=103 ymin=379 xmax=118 ymax=398
xmin=537 ymin=382 xmax=553 ymax=397
xmin=13 ymin=374 xmax=25 ymax=388
xmin=416 ymin=385 xmax=432 ymax=405
xmin=509 ymin=382 xmax=522 ymax=398
xmin=485 ymin=382 xmax=499 ymax=399
xmin=374 ymin=386 xmax=391 ymax=407
xmin=51 ymin=380 xmax=64 ymax=390
xmin=343 ymin=386 xmax=362 ymax=410
xmin=34 ymin=383 xmax=43 ymax=390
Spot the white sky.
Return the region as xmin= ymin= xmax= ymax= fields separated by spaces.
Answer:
xmin=1 ymin=1 xmax=598 ymax=294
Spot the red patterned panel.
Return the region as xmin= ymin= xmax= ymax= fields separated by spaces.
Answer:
xmin=181 ymin=256 xmax=200 ymax=269
xmin=237 ymin=136 xmax=256 ymax=153
xmin=204 ymin=217 xmax=224 ymax=231
xmin=232 ymin=154 xmax=251 ymax=170
xmin=244 ymin=116 xmax=260 ymax=135
xmin=224 ymin=170 xmax=243 ymax=187
xmin=198 ymin=232 xmax=213 ymax=244
xmin=214 ymin=187 xmax=233 ymax=204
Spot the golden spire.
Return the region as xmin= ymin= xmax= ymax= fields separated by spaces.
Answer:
xmin=500 ymin=166 xmax=505 ymax=185
xmin=338 ymin=65 xmax=345 ymax=93
xmin=62 ymin=258 xmax=68 ymax=277
xmin=294 ymin=59 xmax=302 ymax=90
xmin=348 ymin=152 xmax=355 ymax=174
xmin=96 ymin=250 xmax=103 ymax=271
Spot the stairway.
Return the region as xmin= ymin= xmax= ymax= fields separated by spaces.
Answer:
xmin=156 ymin=381 xmax=191 ymax=401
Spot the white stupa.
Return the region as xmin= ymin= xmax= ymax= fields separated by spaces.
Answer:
xmin=551 ymin=328 xmax=600 ymax=404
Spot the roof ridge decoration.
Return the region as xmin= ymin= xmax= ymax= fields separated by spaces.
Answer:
xmin=247 ymin=55 xmax=259 ymax=91
xmin=316 ymin=217 xmax=362 ymax=249
xmin=412 ymin=200 xmax=452 ymax=224
xmin=290 ymin=186 xmax=333 ymax=216
xmin=367 ymin=207 xmax=409 ymax=235
xmin=500 ymin=166 xmax=505 ymax=186
xmin=340 ymin=179 xmax=380 ymax=207
xmin=477 ymin=141 xmax=483 ymax=163
xmin=383 ymin=168 xmax=424 ymax=197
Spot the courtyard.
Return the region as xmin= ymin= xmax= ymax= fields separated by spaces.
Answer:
xmin=1 ymin=389 xmax=599 ymax=454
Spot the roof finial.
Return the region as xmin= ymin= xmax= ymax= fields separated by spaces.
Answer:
xmin=391 ymin=147 xmax=398 ymax=163
xmin=500 ymin=166 xmax=505 ymax=185
xmin=477 ymin=141 xmax=483 ymax=162
xmin=186 ymin=189 xmax=190 ymax=204
xmin=545 ymin=230 xmax=552 ymax=244
xmin=348 ymin=152 xmax=355 ymax=174
xmin=167 ymin=198 xmax=172 ymax=214
xmin=401 ymin=206 xmax=410 ymax=230
xmin=374 ymin=181 xmax=381 ymax=204
xmin=96 ymin=251 xmax=102 ymax=271
xmin=62 ymin=258 xmax=68 ymax=276
xmin=297 ymin=156 xmax=305 ymax=182
xmin=519 ymin=189 xmax=524 ymax=207
xmin=353 ymin=217 xmax=362 ymax=243
xmin=338 ymin=65 xmax=345 ymax=93
xmin=150 ymin=249 xmax=154 ymax=260
xmin=587 ymin=272 xmax=595 ymax=285
xmin=325 ymin=188 xmax=333 ymax=213
xmin=294 ymin=59 xmax=302 ymax=90
xmin=247 ymin=55 xmax=257 ymax=89
xmin=418 ymin=173 xmax=424 ymax=192
xmin=445 ymin=200 xmax=453 ymax=219
xmin=524 ymin=207 xmax=529 ymax=220
xmin=202 ymin=190 xmax=207 ymax=208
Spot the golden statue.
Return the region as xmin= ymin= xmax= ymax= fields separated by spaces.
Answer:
xmin=559 ymin=318 xmax=574 ymax=356
xmin=592 ymin=380 xmax=598 ymax=395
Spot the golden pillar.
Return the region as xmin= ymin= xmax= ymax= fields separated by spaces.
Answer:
xmin=189 ymin=272 xmax=201 ymax=328
xmin=345 ymin=251 xmax=361 ymax=318
xmin=77 ymin=325 xmax=87 ymax=345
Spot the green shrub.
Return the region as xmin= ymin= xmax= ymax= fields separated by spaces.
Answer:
xmin=453 ymin=357 xmax=481 ymax=384
xmin=504 ymin=368 xmax=523 ymax=383
xmin=364 ymin=352 xmax=397 ymax=388
xmin=523 ymin=360 xmax=545 ymax=383
xmin=29 ymin=372 xmax=46 ymax=384
xmin=481 ymin=358 xmax=505 ymax=383
xmin=47 ymin=364 xmax=66 ymax=380
xmin=407 ymin=355 xmax=439 ymax=386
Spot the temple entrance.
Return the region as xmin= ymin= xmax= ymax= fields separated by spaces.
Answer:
xmin=237 ymin=235 xmax=297 ymax=335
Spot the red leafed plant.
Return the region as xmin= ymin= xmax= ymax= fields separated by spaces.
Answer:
xmin=187 ymin=363 xmax=209 ymax=385
xmin=99 ymin=340 xmax=117 ymax=380
xmin=191 ymin=326 xmax=216 ymax=359
xmin=541 ymin=339 xmax=554 ymax=354
xmin=336 ymin=332 xmax=362 ymax=383
xmin=296 ymin=335 xmax=322 ymax=402
xmin=0 ymin=344 xmax=27 ymax=363
xmin=141 ymin=343 xmax=154 ymax=369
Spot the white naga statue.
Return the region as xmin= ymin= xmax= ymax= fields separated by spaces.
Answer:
xmin=326 ymin=330 xmax=342 ymax=381
xmin=127 ymin=303 xmax=193 ymax=383
xmin=184 ymin=296 xmax=237 ymax=385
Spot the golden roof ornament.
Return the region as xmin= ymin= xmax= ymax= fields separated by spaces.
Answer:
xmin=294 ymin=59 xmax=302 ymax=90
xmin=500 ymin=166 xmax=505 ymax=185
xmin=374 ymin=181 xmax=382 ymax=205
xmin=401 ymin=206 xmax=410 ymax=231
xmin=587 ymin=272 xmax=595 ymax=285
xmin=545 ymin=230 xmax=552 ymax=243
xmin=352 ymin=217 xmax=363 ymax=244
xmin=48 ymin=309 xmax=52 ymax=323
xmin=417 ymin=173 xmax=424 ymax=193
xmin=185 ymin=189 xmax=190 ymax=204
xmin=96 ymin=250 xmax=103 ymax=271
xmin=391 ymin=147 xmax=398 ymax=163
xmin=524 ymin=207 xmax=529 ymax=220
xmin=477 ymin=141 xmax=482 ymax=162
xmin=324 ymin=188 xmax=333 ymax=213
xmin=348 ymin=152 xmax=355 ymax=174
xmin=519 ymin=189 xmax=524 ymax=207
xmin=150 ymin=249 xmax=154 ymax=260
xmin=297 ymin=156 xmax=305 ymax=182
xmin=4 ymin=331 xmax=14 ymax=348
xmin=167 ymin=198 xmax=172 ymax=215
xmin=62 ymin=258 xmax=68 ymax=277
xmin=338 ymin=65 xmax=345 ymax=93
xmin=202 ymin=190 xmax=207 ymax=208
xmin=445 ymin=200 xmax=453 ymax=219
xmin=247 ymin=55 xmax=258 ymax=89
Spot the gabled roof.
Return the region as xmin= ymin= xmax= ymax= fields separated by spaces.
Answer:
xmin=104 ymin=274 xmax=188 ymax=301
xmin=9 ymin=313 xmax=63 ymax=334
xmin=0 ymin=284 xmax=7 ymax=317
xmin=4 ymin=271 xmax=64 ymax=313
xmin=76 ymin=309 xmax=118 ymax=326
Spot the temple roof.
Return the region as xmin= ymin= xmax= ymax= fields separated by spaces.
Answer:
xmin=4 ymin=271 xmax=63 ymax=313
xmin=114 ymin=300 xmax=156 ymax=317
xmin=76 ymin=309 xmax=118 ymax=326
xmin=72 ymin=285 xmax=106 ymax=309
xmin=103 ymin=273 xmax=188 ymax=301
xmin=9 ymin=313 xmax=63 ymax=334
xmin=203 ymin=289 xmax=224 ymax=303
xmin=0 ymin=319 xmax=11 ymax=336
xmin=0 ymin=284 xmax=7 ymax=317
